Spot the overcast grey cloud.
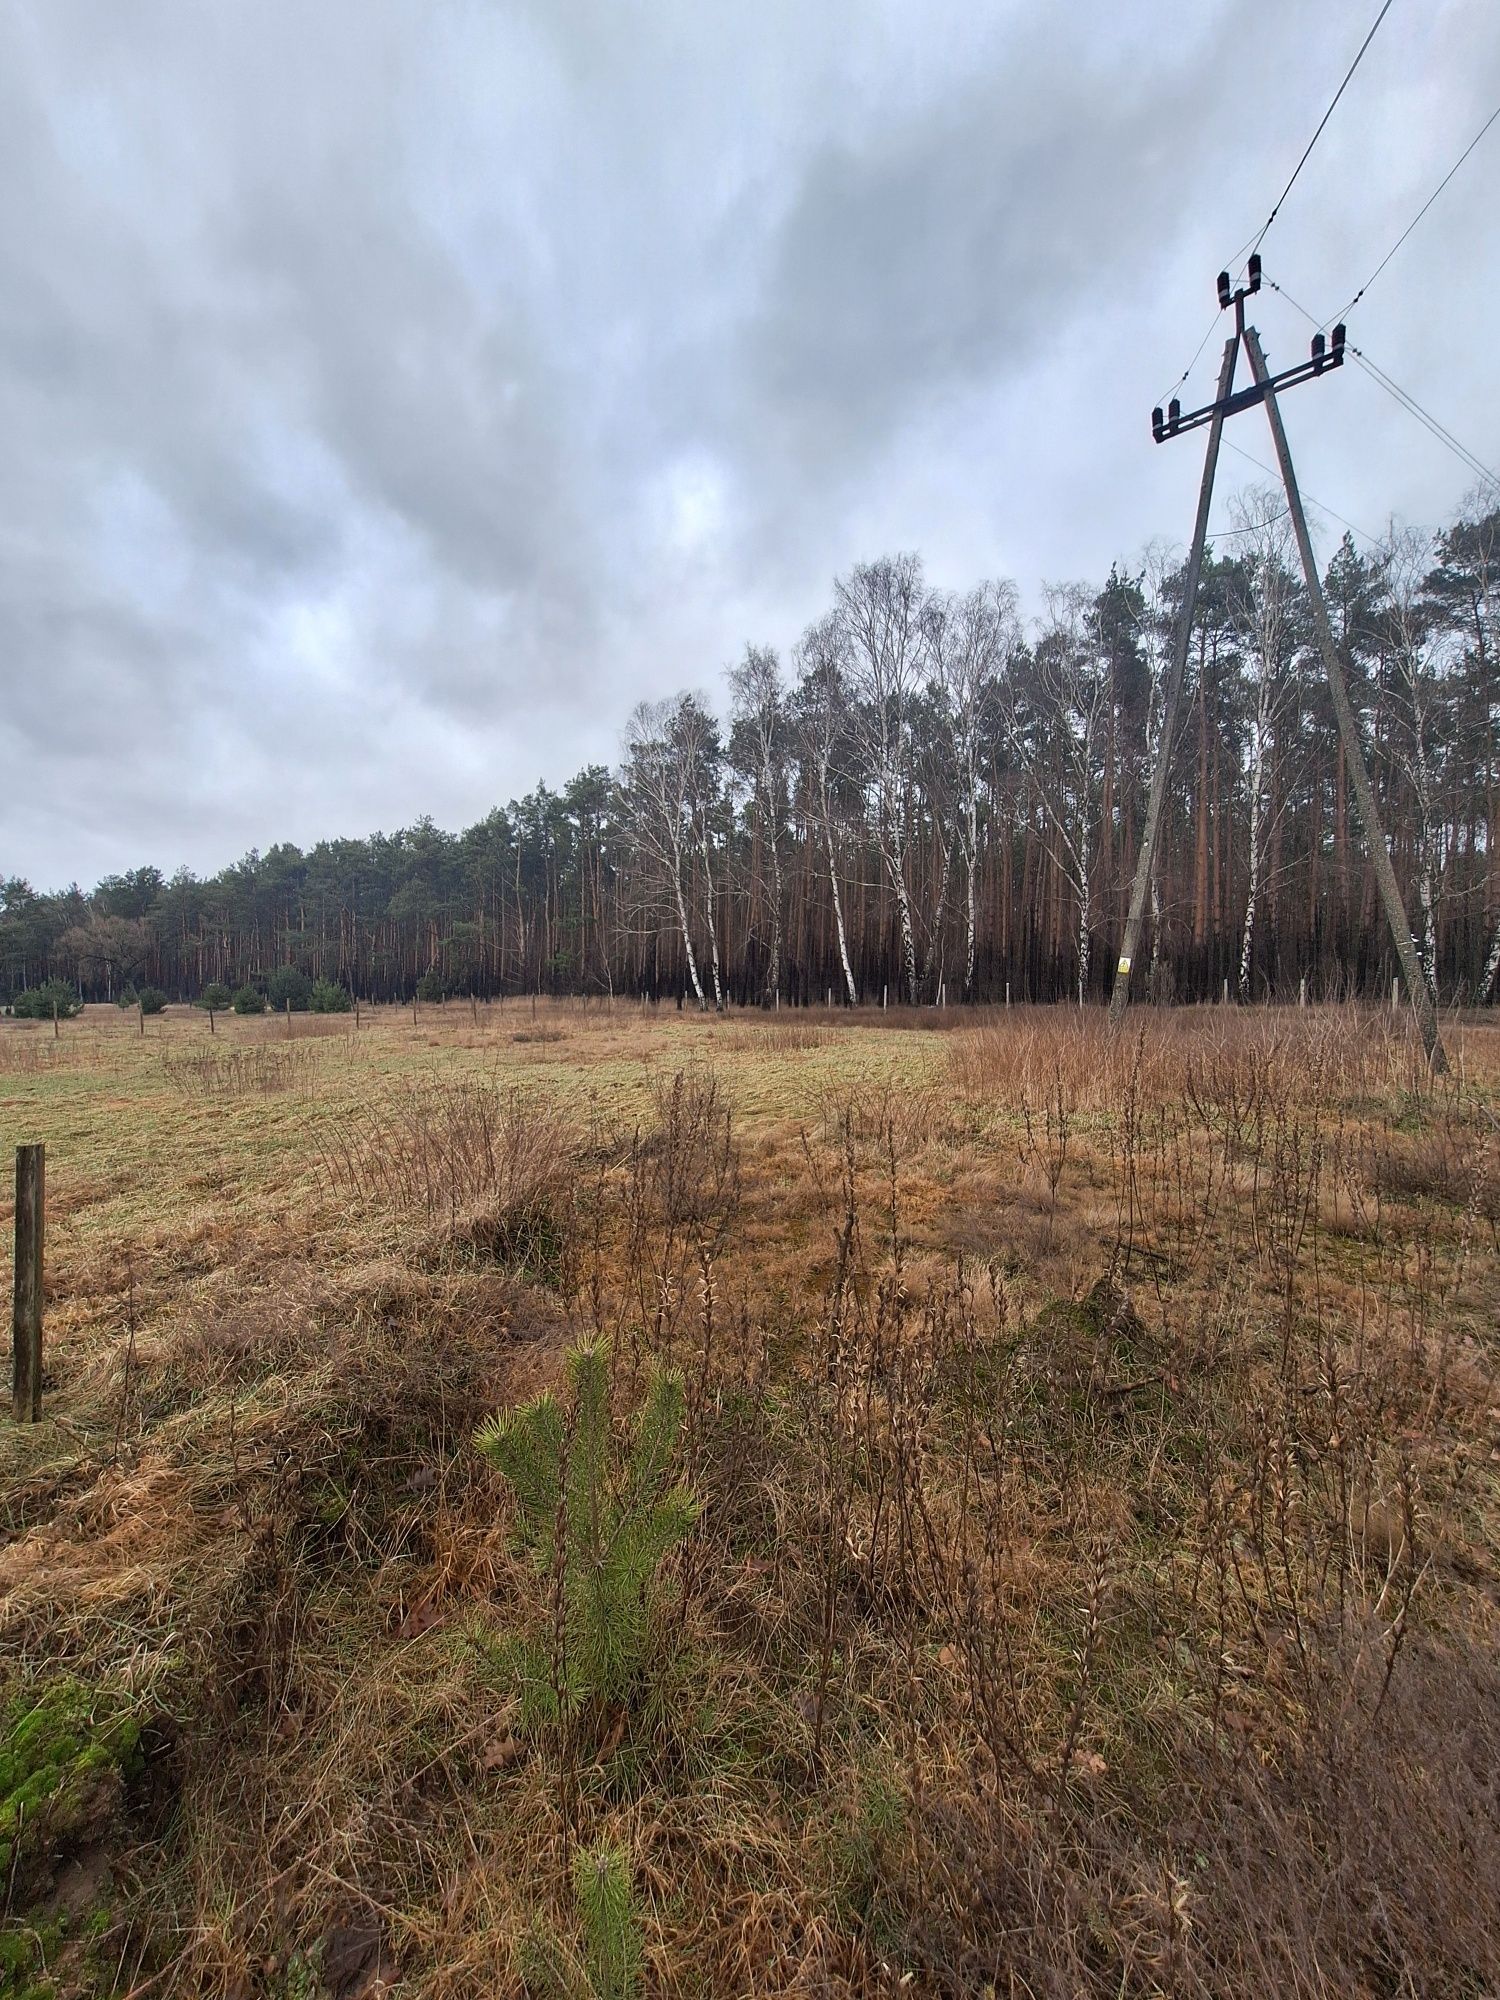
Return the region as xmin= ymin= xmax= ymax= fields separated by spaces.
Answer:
xmin=2 ymin=0 xmax=1497 ymax=888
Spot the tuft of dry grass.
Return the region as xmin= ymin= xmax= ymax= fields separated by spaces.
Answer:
xmin=160 ymin=1043 xmax=323 ymax=1096
xmin=315 ymin=1078 xmax=582 ymax=1285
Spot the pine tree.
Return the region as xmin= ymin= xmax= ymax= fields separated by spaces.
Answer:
xmin=521 ymin=1842 xmax=643 ymax=2000
xmin=573 ymin=1843 xmax=642 ymax=2000
xmin=475 ymin=1344 xmax=697 ymax=1728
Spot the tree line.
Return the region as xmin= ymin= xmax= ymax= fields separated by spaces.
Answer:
xmin=4 ymin=490 xmax=1497 ymax=1012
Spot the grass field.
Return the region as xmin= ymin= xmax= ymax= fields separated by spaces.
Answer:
xmin=2 ymin=998 xmax=1498 ymax=1998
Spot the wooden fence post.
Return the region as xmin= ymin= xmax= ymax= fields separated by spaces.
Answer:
xmin=13 ymin=1144 xmax=44 ymax=1422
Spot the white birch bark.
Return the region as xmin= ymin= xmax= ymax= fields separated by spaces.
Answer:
xmin=838 ymin=555 xmax=925 ymax=1003
xmin=795 ymin=616 xmax=859 ymax=1004
xmin=1228 ymin=489 xmax=1299 ymax=1004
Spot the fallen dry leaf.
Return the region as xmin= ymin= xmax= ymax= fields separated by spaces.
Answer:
xmin=481 ymin=1730 xmax=522 ymax=1772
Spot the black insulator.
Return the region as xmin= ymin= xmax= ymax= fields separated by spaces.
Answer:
xmin=1152 ymin=406 xmax=1165 ymax=437
xmin=1247 ymin=253 xmax=1262 ymax=292
xmin=1217 ymin=270 xmax=1232 ymax=308
xmin=1311 ymin=331 xmax=1326 ymax=372
xmin=1168 ymin=397 xmax=1181 ymax=429
xmin=1332 ymin=321 xmax=1347 ymax=353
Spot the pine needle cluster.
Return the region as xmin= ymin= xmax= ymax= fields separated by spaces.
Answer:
xmin=475 ymin=1344 xmax=698 ymax=1727
xmin=521 ymin=1842 xmax=643 ymax=2000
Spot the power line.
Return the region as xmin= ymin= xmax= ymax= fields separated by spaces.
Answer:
xmin=1156 ymin=309 xmax=1222 ymax=408
xmin=1158 ymin=3 xmax=1393 ymax=409
xmin=1208 ymin=501 xmax=1292 ymax=541
xmin=1249 ymin=0 xmax=1394 ymax=256
xmin=1327 ymin=101 xmax=1500 ymax=324
xmin=1223 ymin=439 xmax=1376 ymax=545
xmin=1347 ymin=345 xmax=1498 ymax=487
xmin=1265 ymin=274 xmax=1498 ymax=488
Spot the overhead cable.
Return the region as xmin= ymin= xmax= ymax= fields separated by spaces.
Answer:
xmin=1326 ymin=101 xmax=1500 ymax=324
xmin=1265 ymin=274 xmax=1498 ymax=488
xmin=1158 ymin=3 xmax=1394 ymax=407
xmin=1248 ymin=0 xmax=1395 ymax=256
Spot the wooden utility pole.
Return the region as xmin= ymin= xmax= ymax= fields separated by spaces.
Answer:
xmin=1108 ymin=258 xmax=1447 ymax=1070
xmin=1243 ymin=324 xmax=1445 ymax=1070
xmin=1110 ymin=333 xmax=1238 ymax=1024
xmin=13 ymin=1144 xmax=44 ymax=1422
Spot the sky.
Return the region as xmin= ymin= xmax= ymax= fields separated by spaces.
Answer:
xmin=2 ymin=0 xmax=1497 ymax=891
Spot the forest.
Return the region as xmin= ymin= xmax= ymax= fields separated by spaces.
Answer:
xmin=4 ymin=490 xmax=1497 ymax=1011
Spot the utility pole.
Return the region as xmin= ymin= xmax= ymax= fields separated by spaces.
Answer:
xmin=1109 ymin=333 xmax=1236 ymax=1021
xmin=1108 ymin=258 xmax=1446 ymax=1071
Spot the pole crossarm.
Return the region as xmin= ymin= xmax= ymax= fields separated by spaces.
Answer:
xmin=1153 ymin=336 xmax=1345 ymax=441
xmin=1108 ymin=261 xmax=1448 ymax=1071
xmin=1150 ymin=257 xmax=1349 ymax=445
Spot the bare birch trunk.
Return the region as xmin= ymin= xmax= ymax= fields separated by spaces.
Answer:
xmin=696 ymin=826 xmax=724 ymax=1010
xmin=823 ymin=805 xmax=858 ymax=1006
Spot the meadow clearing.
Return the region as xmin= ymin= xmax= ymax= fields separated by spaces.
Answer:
xmin=1 ymin=998 xmax=1498 ymax=1999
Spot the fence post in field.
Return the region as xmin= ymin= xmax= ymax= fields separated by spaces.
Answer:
xmin=1299 ymin=975 xmax=1307 ymax=1009
xmin=1392 ymin=977 xmax=1399 ymax=1015
xmin=52 ymin=999 xmax=60 ymax=1041
xmin=138 ymin=999 xmax=145 ymax=1037
xmin=13 ymin=1144 xmax=44 ymax=1422
xmin=285 ymin=997 xmax=292 ymax=1039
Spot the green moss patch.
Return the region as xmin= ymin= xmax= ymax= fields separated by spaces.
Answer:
xmin=0 ymin=1677 xmax=142 ymax=1900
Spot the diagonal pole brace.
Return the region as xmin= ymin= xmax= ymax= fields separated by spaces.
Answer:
xmin=1108 ymin=334 xmax=1237 ymax=1025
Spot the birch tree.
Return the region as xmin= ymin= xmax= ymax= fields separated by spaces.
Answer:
xmin=1374 ymin=526 xmax=1450 ymax=999
xmin=620 ymin=695 xmax=724 ymax=1008
xmin=792 ymin=615 xmax=860 ymax=1005
xmin=837 ymin=553 xmax=924 ymax=1003
xmin=925 ymin=579 xmax=1018 ymax=995
xmin=728 ymin=645 xmax=788 ymax=1007
xmin=1228 ymin=488 xmax=1302 ymax=1001
xmin=1006 ymin=584 xmax=1110 ymax=1004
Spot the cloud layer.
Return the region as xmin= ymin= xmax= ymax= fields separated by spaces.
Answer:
xmin=2 ymin=0 xmax=1496 ymax=886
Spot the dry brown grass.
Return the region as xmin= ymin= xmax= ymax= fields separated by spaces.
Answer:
xmin=161 ymin=1043 xmax=324 ymax=1096
xmin=0 ymin=998 xmax=1497 ymax=1996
